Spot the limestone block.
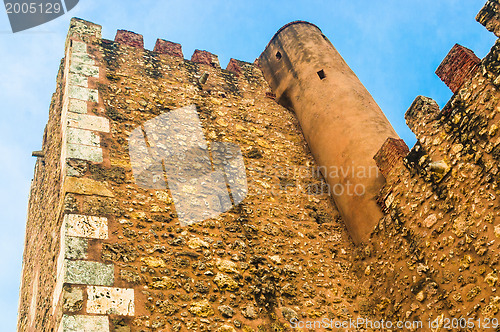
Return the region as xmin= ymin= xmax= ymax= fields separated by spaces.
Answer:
xmin=64 ymin=177 xmax=114 ymax=197
xmin=69 ymin=73 xmax=88 ymax=87
xmin=189 ymin=299 xmax=214 ymax=317
xmin=67 ymin=113 xmax=110 ymax=133
xmin=68 ymin=99 xmax=87 ymax=114
xmin=67 ymin=127 xmax=100 ymax=146
xmin=68 ymin=85 xmax=98 ymax=102
xmin=58 ymin=315 xmax=109 ymax=332
xmin=69 ymin=62 xmax=99 ymax=78
xmin=66 ymin=143 xmax=103 ymax=163
xmin=71 ymin=41 xmax=87 ymax=54
xmin=87 ymin=286 xmax=135 ymax=316
xmin=64 ymin=236 xmax=88 ymax=259
xmin=64 ymin=214 xmax=108 ymax=239
xmin=476 ymin=0 xmax=500 ymax=38
xmin=71 ymin=53 xmax=95 ymax=66
xmin=65 ymin=260 xmax=114 ymax=286
xmin=62 ymin=286 xmax=83 ymax=312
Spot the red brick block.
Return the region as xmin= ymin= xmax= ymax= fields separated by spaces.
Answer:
xmin=435 ymin=44 xmax=480 ymax=94
xmin=191 ymin=50 xmax=220 ymax=68
xmin=226 ymin=58 xmax=242 ymax=76
xmin=115 ymin=30 xmax=144 ymax=48
xmin=373 ymin=138 xmax=409 ymax=179
xmin=153 ymin=39 xmax=183 ymax=58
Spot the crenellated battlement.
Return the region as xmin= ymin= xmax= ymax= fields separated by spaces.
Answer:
xmin=101 ymin=22 xmax=257 ymax=76
xmin=477 ymin=0 xmax=500 ymax=37
xmin=153 ymin=38 xmax=183 ymax=57
xmin=114 ymin=29 xmax=144 ymax=49
xmin=435 ymin=44 xmax=480 ymax=94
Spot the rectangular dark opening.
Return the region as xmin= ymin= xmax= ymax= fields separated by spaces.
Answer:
xmin=276 ymin=51 xmax=282 ymax=60
xmin=317 ymin=69 xmax=326 ymax=80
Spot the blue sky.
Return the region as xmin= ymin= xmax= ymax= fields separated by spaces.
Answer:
xmin=0 ymin=0 xmax=496 ymax=329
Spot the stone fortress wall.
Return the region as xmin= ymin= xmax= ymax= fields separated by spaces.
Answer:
xmin=16 ymin=0 xmax=500 ymax=331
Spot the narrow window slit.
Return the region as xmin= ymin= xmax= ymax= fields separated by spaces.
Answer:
xmin=317 ymin=69 xmax=326 ymax=80
xmin=276 ymin=51 xmax=282 ymax=60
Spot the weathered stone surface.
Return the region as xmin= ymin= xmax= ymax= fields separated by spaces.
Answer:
xmin=214 ymin=273 xmax=238 ymax=291
xmin=71 ymin=53 xmax=95 ymax=66
xmin=226 ymin=58 xmax=243 ymax=76
xmin=72 ymin=41 xmax=87 ymax=54
xmin=68 ymin=17 xmax=102 ymax=41
xmin=65 ymin=260 xmax=114 ymax=286
xmin=187 ymin=237 xmax=209 ymax=249
xmin=69 ymin=62 xmax=99 ymax=78
xmin=435 ymin=44 xmax=480 ymax=93
xmin=149 ymin=276 xmax=177 ymax=289
xmin=21 ymin=10 xmax=500 ymax=332
xmin=216 ymin=258 xmax=238 ymax=273
xmin=68 ymin=85 xmax=98 ymax=102
xmin=64 ymin=236 xmax=88 ymax=259
xmin=58 ymin=315 xmax=109 ymax=332
xmin=153 ymin=39 xmax=183 ymax=57
xmin=64 ymin=177 xmax=114 ymax=197
xmin=373 ymin=138 xmax=409 ymax=179
xmin=67 ymin=144 xmax=103 ymax=163
xmin=68 ymin=99 xmax=87 ymax=114
xmin=67 ymin=113 xmax=109 ymax=132
xmin=115 ymin=30 xmax=144 ymax=48
xmin=218 ymin=305 xmax=234 ymax=318
xmin=189 ymin=299 xmax=214 ymax=317
xmin=477 ymin=0 xmax=500 ymax=37
xmin=191 ymin=49 xmax=220 ymax=68
xmin=241 ymin=303 xmax=258 ymax=319
xmin=62 ymin=286 xmax=83 ymax=312
xmin=216 ymin=326 xmax=236 ymax=332
xmin=87 ymin=286 xmax=135 ymax=316
xmin=67 ymin=127 xmax=100 ymax=146
xmin=140 ymin=256 xmax=166 ymax=268
xmin=69 ymin=73 xmax=88 ymax=87
xmin=64 ymin=214 xmax=108 ymax=239
xmin=281 ymin=307 xmax=298 ymax=321
xmin=423 ymin=214 xmax=437 ymax=228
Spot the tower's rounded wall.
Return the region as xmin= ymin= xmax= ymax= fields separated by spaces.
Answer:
xmin=259 ymin=22 xmax=399 ymax=243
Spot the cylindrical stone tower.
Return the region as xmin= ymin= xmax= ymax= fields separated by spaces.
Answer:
xmin=259 ymin=21 xmax=399 ymax=243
